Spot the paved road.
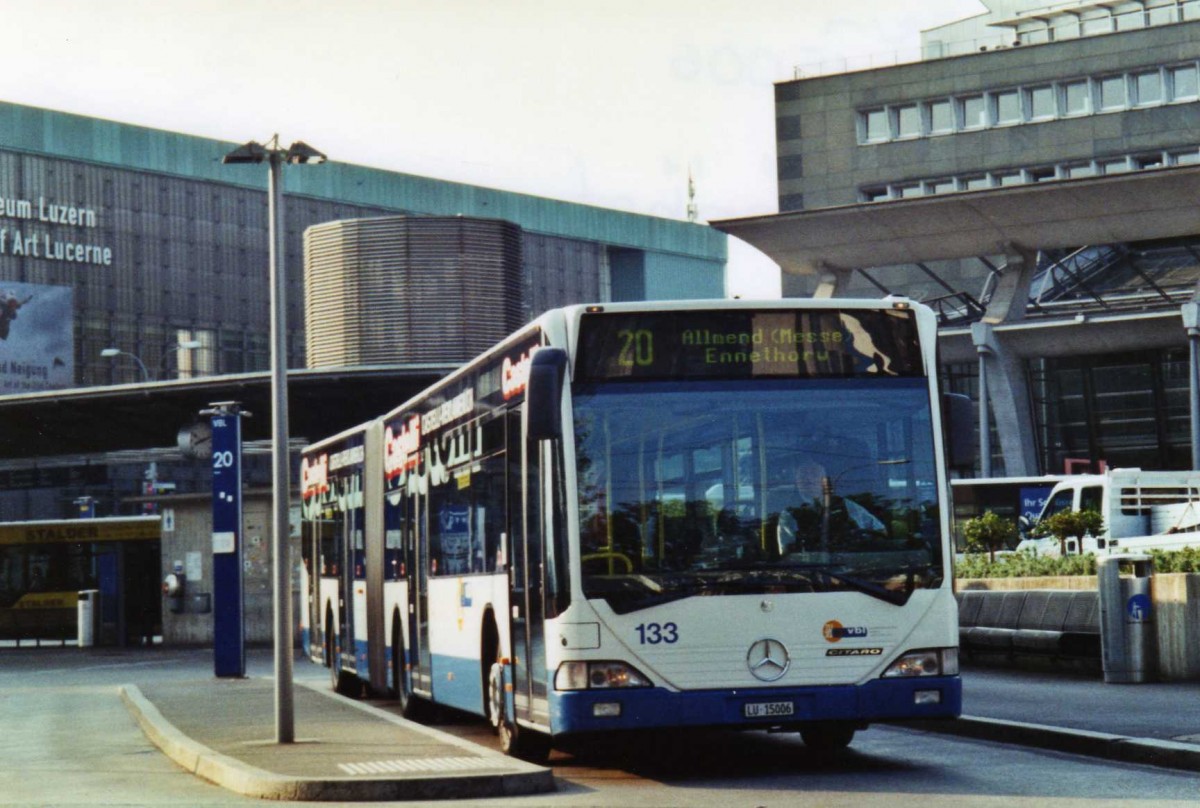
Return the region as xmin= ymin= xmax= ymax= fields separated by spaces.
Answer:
xmin=2 ymin=648 xmax=1198 ymax=806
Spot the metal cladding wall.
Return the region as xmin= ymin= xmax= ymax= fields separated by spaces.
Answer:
xmin=0 ymin=100 xmax=725 ymax=391
xmin=305 ymin=216 xmax=524 ymax=367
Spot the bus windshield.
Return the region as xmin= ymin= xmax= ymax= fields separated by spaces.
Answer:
xmin=572 ymin=377 xmax=943 ymax=614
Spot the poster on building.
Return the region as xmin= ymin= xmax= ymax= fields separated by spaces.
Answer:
xmin=0 ymin=282 xmax=73 ymax=393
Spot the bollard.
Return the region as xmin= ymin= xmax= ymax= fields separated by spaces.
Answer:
xmin=1097 ymin=554 xmax=1156 ymax=683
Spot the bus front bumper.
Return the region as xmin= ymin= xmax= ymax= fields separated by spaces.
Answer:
xmin=550 ymin=675 xmax=961 ymax=735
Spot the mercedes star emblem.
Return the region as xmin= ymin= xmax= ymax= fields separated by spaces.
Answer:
xmin=746 ymin=638 xmax=790 ymax=682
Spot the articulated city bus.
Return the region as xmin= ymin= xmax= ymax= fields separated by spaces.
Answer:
xmin=300 ymin=299 xmax=971 ymax=760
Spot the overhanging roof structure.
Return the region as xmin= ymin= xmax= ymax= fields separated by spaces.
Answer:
xmin=713 ymin=165 xmax=1200 ymax=274
xmin=0 ymin=365 xmax=454 ymax=461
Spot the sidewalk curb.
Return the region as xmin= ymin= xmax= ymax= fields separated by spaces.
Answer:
xmin=910 ymin=715 xmax=1200 ymax=772
xmin=119 ymin=684 xmax=555 ymax=801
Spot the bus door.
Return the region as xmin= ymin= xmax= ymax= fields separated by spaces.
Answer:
xmin=337 ymin=515 xmax=356 ymax=670
xmin=410 ymin=489 xmax=433 ymax=696
xmin=510 ymin=425 xmax=551 ymax=727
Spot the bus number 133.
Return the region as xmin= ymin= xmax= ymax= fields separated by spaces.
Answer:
xmin=636 ymin=622 xmax=679 ymax=645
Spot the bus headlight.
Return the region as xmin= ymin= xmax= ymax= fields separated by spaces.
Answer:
xmin=554 ymin=661 xmax=652 ymax=691
xmin=882 ymin=648 xmax=959 ymax=678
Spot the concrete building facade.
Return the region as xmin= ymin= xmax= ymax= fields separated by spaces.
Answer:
xmin=719 ymin=0 xmax=1200 ymax=479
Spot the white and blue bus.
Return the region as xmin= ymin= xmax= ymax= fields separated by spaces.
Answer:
xmin=300 ymin=298 xmax=973 ymax=760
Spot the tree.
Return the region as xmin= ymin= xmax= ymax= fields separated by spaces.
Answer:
xmin=961 ymin=511 xmax=1017 ymax=562
xmin=1033 ymin=509 xmax=1105 ymax=556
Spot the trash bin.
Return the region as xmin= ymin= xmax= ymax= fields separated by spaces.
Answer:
xmin=1097 ymin=554 xmax=1156 ymax=683
xmin=77 ymin=590 xmax=100 ymax=649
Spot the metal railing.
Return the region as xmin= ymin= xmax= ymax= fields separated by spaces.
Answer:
xmin=791 ymin=6 xmax=1195 ymax=81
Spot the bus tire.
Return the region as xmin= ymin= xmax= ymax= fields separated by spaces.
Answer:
xmin=329 ymin=632 xmax=357 ymax=697
xmin=481 ymin=616 xmax=500 ymax=728
xmin=391 ymin=618 xmax=422 ymax=719
xmin=800 ymin=722 xmax=856 ymax=752
xmin=486 ymin=661 xmax=505 ymax=732
xmin=498 ymin=716 xmax=551 ymax=763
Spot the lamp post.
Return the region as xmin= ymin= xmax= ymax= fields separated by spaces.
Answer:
xmin=1183 ymin=302 xmax=1200 ymax=469
xmin=99 ymin=348 xmax=150 ymax=383
xmin=222 ymin=135 xmax=325 ymax=744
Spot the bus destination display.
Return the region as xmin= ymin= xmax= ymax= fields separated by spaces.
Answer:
xmin=575 ymin=308 xmax=924 ymax=381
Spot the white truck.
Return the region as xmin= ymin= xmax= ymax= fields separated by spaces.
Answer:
xmin=1016 ymin=468 xmax=1200 ymax=556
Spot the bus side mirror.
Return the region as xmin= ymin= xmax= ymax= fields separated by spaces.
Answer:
xmin=942 ymin=392 xmax=977 ymax=471
xmin=526 ymin=347 xmax=568 ymax=441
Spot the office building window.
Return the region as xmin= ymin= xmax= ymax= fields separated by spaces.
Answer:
xmin=962 ymin=176 xmax=990 ymax=190
xmin=862 ymin=186 xmax=889 ymax=202
xmin=1186 ymin=0 xmax=1200 ymax=21
xmin=1171 ymin=149 xmax=1200 ymax=165
xmin=1134 ymin=70 xmax=1164 ymax=104
xmin=1029 ymin=349 xmax=1191 ymax=473
xmin=856 ymin=60 xmax=1200 ymax=145
xmin=896 ymin=104 xmax=921 ymax=138
xmin=928 ymin=99 xmax=953 ymax=133
xmin=959 ymin=95 xmax=985 ymax=129
xmin=1099 ymin=158 xmax=1131 ymax=174
xmin=1098 ymin=75 xmax=1128 ymax=109
xmin=1027 ymin=85 xmax=1056 ymax=119
xmin=1133 ymin=153 xmax=1165 ymax=169
xmin=1170 ymin=64 xmax=1199 ymax=99
xmin=863 ymin=108 xmax=888 ymax=141
xmin=1063 ymin=80 xmax=1090 ymax=115
xmin=1064 ymin=163 xmax=1096 ymax=178
xmin=994 ymin=172 xmax=1023 ymax=186
xmin=994 ymin=90 xmax=1022 ymax=124
xmin=1027 ymin=166 xmax=1057 ymax=183
xmin=928 ymin=179 xmax=956 ymax=195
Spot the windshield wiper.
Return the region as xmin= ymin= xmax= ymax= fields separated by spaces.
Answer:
xmin=787 ymin=564 xmax=910 ymax=606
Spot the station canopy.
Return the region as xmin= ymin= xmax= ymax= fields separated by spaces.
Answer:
xmin=0 ymin=366 xmax=452 ymax=461
xmin=713 ymin=165 xmax=1200 ymax=275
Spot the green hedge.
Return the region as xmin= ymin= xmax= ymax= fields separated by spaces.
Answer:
xmin=956 ymin=546 xmax=1200 ymax=579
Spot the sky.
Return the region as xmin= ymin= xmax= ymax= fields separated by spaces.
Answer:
xmin=0 ymin=0 xmax=985 ymax=298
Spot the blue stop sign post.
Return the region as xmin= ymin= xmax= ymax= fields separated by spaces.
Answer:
xmin=210 ymin=402 xmax=246 ymax=678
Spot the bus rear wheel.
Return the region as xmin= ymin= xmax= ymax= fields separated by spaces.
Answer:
xmin=392 ymin=620 xmax=423 ymax=720
xmin=328 ymin=632 xmax=357 ymax=697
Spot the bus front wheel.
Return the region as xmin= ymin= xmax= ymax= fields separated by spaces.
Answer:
xmin=488 ymin=661 xmax=550 ymax=762
xmin=498 ymin=715 xmax=551 ymax=763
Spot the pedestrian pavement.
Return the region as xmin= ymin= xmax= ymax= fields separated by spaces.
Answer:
xmin=914 ymin=663 xmax=1200 ymax=772
xmin=120 ymin=662 xmax=1200 ymax=802
xmin=121 ymin=677 xmax=554 ymax=801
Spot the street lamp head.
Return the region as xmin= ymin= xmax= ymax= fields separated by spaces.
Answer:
xmin=222 ymin=141 xmax=270 ymax=165
xmin=177 ymin=340 xmax=203 ymax=350
xmin=285 ymin=141 xmax=326 ymax=165
xmin=100 ymin=347 xmax=121 ymax=357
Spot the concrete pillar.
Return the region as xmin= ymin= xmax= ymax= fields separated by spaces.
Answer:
xmin=982 ymin=246 xmax=1038 ymax=324
xmin=971 ymin=322 xmax=1040 ymax=476
xmin=812 ymin=270 xmax=840 ymax=298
